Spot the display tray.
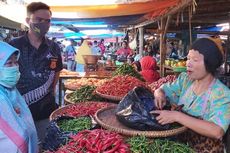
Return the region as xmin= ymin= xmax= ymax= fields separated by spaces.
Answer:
xmin=95 ymin=106 xmax=187 ymax=138
xmin=95 ymin=90 xmax=122 ymax=102
xmin=173 ymin=66 xmax=187 ymax=72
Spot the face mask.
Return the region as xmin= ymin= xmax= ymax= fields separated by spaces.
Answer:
xmin=0 ymin=66 xmax=20 ymax=88
xmin=30 ymin=22 xmax=50 ymax=37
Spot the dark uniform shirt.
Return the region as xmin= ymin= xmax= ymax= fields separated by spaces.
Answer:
xmin=10 ymin=33 xmax=63 ymax=120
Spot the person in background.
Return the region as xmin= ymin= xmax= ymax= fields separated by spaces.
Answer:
xmin=153 ymin=37 xmax=230 ymax=152
xmin=9 ymin=2 xmax=63 ymax=145
xmin=116 ymin=40 xmax=133 ymax=62
xmin=127 ymin=56 xmax=134 ymax=64
xmin=91 ymin=40 xmax=101 ymax=55
xmin=134 ymin=51 xmax=143 ymax=62
xmin=169 ymin=42 xmax=178 ymax=59
xmin=140 ymin=50 xmax=160 ymax=83
xmin=147 ymin=45 xmax=160 ymax=62
xmin=132 ymin=61 xmax=142 ymax=72
xmin=98 ymin=39 xmax=105 ymax=56
xmin=108 ymin=42 xmax=116 ymax=54
xmin=75 ymin=40 xmax=92 ymax=72
xmin=65 ymin=39 xmax=76 ymax=71
xmin=0 ymin=41 xmax=38 ymax=153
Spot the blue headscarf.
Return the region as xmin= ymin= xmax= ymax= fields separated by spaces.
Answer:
xmin=0 ymin=41 xmax=38 ymax=153
xmin=0 ymin=41 xmax=19 ymax=67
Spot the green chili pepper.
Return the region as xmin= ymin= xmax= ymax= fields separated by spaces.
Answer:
xmin=58 ymin=116 xmax=92 ymax=133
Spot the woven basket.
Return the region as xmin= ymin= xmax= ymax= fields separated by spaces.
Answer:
xmin=95 ymin=90 xmax=122 ymax=102
xmin=64 ymin=93 xmax=75 ymax=105
xmin=95 ymin=106 xmax=187 ymax=138
xmin=50 ymin=103 xmax=74 ymax=121
xmin=83 ymin=55 xmax=101 ymax=65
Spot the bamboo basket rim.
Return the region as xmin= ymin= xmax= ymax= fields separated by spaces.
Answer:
xmin=64 ymin=93 xmax=75 ymax=105
xmin=95 ymin=90 xmax=123 ymax=101
xmin=94 ymin=106 xmax=187 ymax=138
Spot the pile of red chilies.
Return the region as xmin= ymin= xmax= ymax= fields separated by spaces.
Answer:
xmin=96 ymin=75 xmax=146 ymax=97
xmin=61 ymin=102 xmax=114 ymax=117
xmin=54 ymin=129 xmax=130 ymax=153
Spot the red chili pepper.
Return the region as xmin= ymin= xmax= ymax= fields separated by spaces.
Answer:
xmin=103 ymin=139 xmax=122 ymax=153
xmin=85 ymin=139 xmax=98 ymax=152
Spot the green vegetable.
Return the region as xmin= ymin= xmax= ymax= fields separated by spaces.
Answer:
xmin=113 ymin=63 xmax=145 ymax=81
xmin=58 ymin=116 xmax=92 ymax=133
xmin=127 ymin=136 xmax=195 ymax=153
xmin=69 ymin=85 xmax=103 ymax=103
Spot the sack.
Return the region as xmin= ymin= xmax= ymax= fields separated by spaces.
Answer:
xmin=115 ymin=86 xmax=171 ymax=131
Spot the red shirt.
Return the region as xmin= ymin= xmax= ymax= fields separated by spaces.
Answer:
xmin=116 ymin=47 xmax=133 ymax=56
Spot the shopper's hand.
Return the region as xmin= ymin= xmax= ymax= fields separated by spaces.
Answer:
xmin=150 ymin=110 xmax=180 ymax=125
xmin=154 ymin=88 xmax=166 ymax=109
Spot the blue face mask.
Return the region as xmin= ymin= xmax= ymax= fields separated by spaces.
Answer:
xmin=0 ymin=66 xmax=20 ymax=88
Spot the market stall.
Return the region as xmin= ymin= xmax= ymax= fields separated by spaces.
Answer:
xmin=44 ymin=67 xmax=194 ymax=152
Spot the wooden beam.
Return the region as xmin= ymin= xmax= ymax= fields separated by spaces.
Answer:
xmin=159 ymin=18 xmax=165 ymax=77
xmin=163 ymin=15 xmax=171 ymax=40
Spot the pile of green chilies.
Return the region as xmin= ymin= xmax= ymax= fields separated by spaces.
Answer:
xmin=127 ymin=136 xmax=195 ymax=153
xmin=58 ymin=116 xmax=92 ymax=133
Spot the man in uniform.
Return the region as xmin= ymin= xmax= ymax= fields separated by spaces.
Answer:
xmin=10 ymin=2 xmax=63 ymax=144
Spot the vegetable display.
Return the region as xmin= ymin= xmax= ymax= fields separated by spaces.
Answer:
xmin=113 ymin=63 xmax=145 ymax=81
xmin=52 ymin=102 xmax=114 ymax=118
xmin=60 ymin=69 xmax=78 ymax=76
xmin=64 ymin=78 xmax=107 ymax=90
xmin=127 ymin=136 xmax=195 ymax=153
xmin=96 ymin=75 xmax=146 ymax=97
xmin=148 ymin=75 xmax=176 ymax=92
xmin=58 ymin=116 xmax=92 ymax=133
xmin=68 ymin=85 xmax=103 ymax=103
xmin=53 ymin=129 xmax=130 ymax=153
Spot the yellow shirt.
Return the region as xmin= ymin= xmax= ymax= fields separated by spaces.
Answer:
xmin=75 ymin=40 xmax=92 ymax=64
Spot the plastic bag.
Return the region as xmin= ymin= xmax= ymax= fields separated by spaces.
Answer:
xmin=42 ymin=116 xmax=73 ymax=151
xmin=115 ymin=86 xmax=171 ymax=131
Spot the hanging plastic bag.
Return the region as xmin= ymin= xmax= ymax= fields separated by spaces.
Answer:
xmin=115 ymin=86 xmax=171 ymax=131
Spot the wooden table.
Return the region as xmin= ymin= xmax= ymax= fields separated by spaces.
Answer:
xmin=58 ymin=71 xmax=112 ymax=106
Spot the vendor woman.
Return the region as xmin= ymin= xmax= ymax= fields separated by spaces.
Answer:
xmin=153 ymin=37 xmax=230 ymax=152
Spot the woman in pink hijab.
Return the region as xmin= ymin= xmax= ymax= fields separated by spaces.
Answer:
xmin=140 ymin=51 xmax=160 ymax=83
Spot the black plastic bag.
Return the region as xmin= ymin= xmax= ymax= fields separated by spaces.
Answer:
xmin=42 ymin=116 xmax=73 ymax=151
xmin=115 ymin=86 xmax=171 ymax=131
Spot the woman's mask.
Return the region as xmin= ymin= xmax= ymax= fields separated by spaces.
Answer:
xmin=0 ymin=66 xmax=20 ymax=88
xmin=30 ymin=22 xmax=49 ymax=37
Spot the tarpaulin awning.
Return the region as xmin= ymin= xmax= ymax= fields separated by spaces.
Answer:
xmin=9 ymin=0 xmax=191 ymax=39
xmin=0 ymin=15 xmax=22 ymax=30
xmin=50 ymin=0 xmax=193 ymax=30
xmin=50 ymin=0 xmax=181 ymax=19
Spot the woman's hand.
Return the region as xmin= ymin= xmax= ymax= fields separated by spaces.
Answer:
xmin=154 ymin=88 xmax=167 ymax=109
xmin=151 ymin=110 xmax=180 ymax=125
